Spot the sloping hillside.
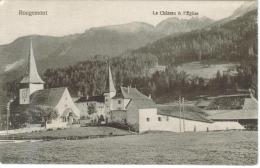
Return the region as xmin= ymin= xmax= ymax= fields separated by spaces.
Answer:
xmin=135 ymin=9 xmax=257 ymax=65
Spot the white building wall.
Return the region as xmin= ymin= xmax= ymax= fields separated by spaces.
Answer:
xmin=55 ymin=88 xmax=80 ymax=118
xmin=139 ymin=108 xmax=244 ymax=133
xmin=29 ymin=83 xmax=44 ymax=95
xmin=111 ymin=98 xmax=125 ymax=110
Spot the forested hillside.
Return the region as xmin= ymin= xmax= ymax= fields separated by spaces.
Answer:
xmin=0 ymin=8 xmax=257 ymax=129
xmin=3 ymin=9 xmax=257 ymax=103
xmin=136 ymin=9 xmax=257 ymax=65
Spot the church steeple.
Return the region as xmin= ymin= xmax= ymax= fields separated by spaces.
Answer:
xmin=19 ymin=40 xmax=44 ymax=104
xmin=104 ymin=64 xmax=116 ymax=98
xmin=20 ymin=40 xmax=44 ymax=84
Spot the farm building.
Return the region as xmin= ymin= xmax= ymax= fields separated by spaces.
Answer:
xmin=138 ymin=104 xmax=244 ymax=133
xmin=10 ymin=41 xmax=80 ymax=129
xmin=206 ymin=97 xmax=258 ymax=130
xmin=196 ymin=94 xmax=258 ymax=130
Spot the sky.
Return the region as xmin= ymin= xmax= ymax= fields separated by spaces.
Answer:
xmin=0 ymin=0 xmax=245 ymax=45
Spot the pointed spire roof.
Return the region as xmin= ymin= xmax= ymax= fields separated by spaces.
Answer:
xmin=20 ymin=40 xmax=45 ymax=84
xmin=105 ymin=65 xmax=116 ymax=93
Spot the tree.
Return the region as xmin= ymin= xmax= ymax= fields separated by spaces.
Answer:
xmin=33 ymin=105 xmax=59 ymax=127
xmin=87 ymin=104 xmax=96 ymax=115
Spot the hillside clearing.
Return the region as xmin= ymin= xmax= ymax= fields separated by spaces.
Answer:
xmin=176 ymin=61 xmax=239 ymax=79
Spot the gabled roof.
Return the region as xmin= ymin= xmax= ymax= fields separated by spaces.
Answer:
xmin=121 ymin=87 xmax=155 ymax=109
xmin=10 ymin=87 xmax=66 ymax=113
xmin=208 ymin=98 xmax=258 ymax=120
xmin=208 ymin=109 xmax=257 ymax=120
xmin=157 ymin=105 xmax=213 ymax=123
xmin=20 ymin=41 xmax=45 ymax=84
xmin=121 ymin=87 xmax=150 ymax=100
xmin=30 ymin=87 xmax=66 ymax=107
xmin=75 ymin=95 xmax=105 ymax=103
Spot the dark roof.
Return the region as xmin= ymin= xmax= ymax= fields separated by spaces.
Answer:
xmin=157 ymin=105 xmax=213 ymax=123
xmin=208 ymin=94 xmax=250 ymax=100
xmin=75 ymin=95 xmax=105 ymax=103
xmin=30 ymin=87 xmax=66 ymax=107
xmin=10 ymin=87 xmax=66 ymax=113
xmin=121 ymin=87 xmax=155 ymax=109
xmin=121 ymin=87 xmax=150 ymax=100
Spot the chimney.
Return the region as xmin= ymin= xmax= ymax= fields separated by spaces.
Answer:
xmin=87 ymin=95 xmax=89 ymax=100
xmin=127 ymin=86 xmax=130 ymax=93
xmin=148 ymin=94 xmax=152 ymax=99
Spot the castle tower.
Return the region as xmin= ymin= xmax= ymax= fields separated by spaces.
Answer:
xmin=19 ymin=41 xmax=45 ymax=104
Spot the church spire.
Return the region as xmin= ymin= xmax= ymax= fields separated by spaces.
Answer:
xmin=20 ymin=40 xmax=45 ymax=84
xmin=104 ymin=64 xmax=116 ymax=96
xmin=108 ymin=65 xmax=116 ymax=93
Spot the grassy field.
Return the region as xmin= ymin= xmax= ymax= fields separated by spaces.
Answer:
xmin=176 ymin=61 xmax=238 ymax=79
xmin=0 ymin=127 xmax=131 ymax=140
xmin=0 ymin=130 xmax=257 ymax=164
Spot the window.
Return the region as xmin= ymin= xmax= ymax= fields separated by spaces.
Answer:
xmin=146 ymin=118 xmax=150 ymax=122
xmin=118 ymin=100 xmax=121 ymax=104
xmin=158 ymin=117 xmax=161 ymax=122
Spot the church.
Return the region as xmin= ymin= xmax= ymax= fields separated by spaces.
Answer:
xmin=10 ymin=41 xmax=80 ymax=129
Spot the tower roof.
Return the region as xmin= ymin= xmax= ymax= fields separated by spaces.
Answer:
xmin=20 ymin=41 xmax=45 ymax=84
xmin=104 ymin=65 xmax=116 ymax=93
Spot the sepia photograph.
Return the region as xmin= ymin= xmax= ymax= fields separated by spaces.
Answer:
xmin=0 ymin=0 xmax=258 ymax=165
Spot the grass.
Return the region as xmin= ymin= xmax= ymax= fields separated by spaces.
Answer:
xmin=0 ymin=127 xmax=131 ymax=140
xmin=176 ymin=61 xmax=238 ymax=79
xmin=0 ymin=130 xmax=257 ymax=164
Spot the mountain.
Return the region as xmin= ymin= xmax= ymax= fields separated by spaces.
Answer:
xmin=0 ymin=17 xmax=214 ymax=75
xmin=0 ymin=5 xmax=257 ymax=122
xmin=230 ymin=1 xmax=257 ymax=19
xmin=135 ymin=9 xmax=257 ymax=65
xmin=91 ymin=22 xmax=155 ymax=33
xmin=209 ymin=1 xmax=257 ymax=27
xmin=155 ymin=17 xmax=213 ymax=35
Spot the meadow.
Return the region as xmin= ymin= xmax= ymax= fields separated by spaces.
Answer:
xmin=0 ymin=127 xmax=131 ymax=140
xmin=0 ymin=130 xmax=257 ymax=164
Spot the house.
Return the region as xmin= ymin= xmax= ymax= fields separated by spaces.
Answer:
xmin=10 ymin=41 xmax=80 ymax=129
xmin=148 ymin=62 xmax=166 ymax=76
xmin=206 ymin=97 xmax=258 ymax=130
xmin=119 ymin=86 xmax=155 ymax=131
xmin=75 ymin=95 xmax=106 ymax=124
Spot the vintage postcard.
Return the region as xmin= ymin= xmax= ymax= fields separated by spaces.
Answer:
xmin=0 ymin=0 xmax=258 ymax=165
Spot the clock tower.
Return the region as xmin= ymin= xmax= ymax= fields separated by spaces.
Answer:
xmin=19 ymin=40 xmax=45 ymax=104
